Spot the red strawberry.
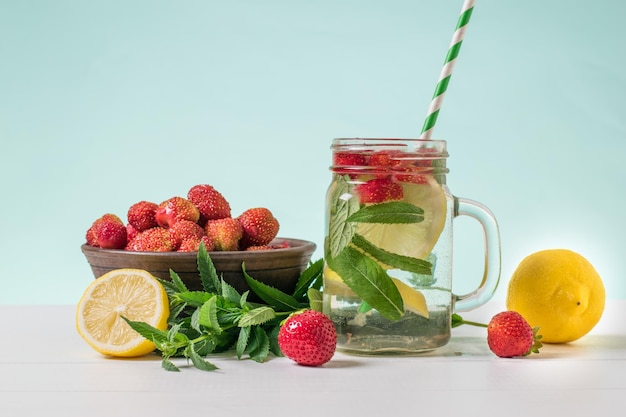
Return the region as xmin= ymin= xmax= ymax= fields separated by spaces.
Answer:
xmin=187 ymin=184 xmax=231 ymax=225
xmin=333 ymin=152 xmax=367 ymax=167
xmin=126 ymin=223 xmax=139 ymax=242
xmin=169 ymin=219 xmax=206 ymax=250
xmin=354 ymin=177 xmax=403 ymax=203
xmin=487 ymin=311 xmax=542 ymax=358
xmin=278 ymin=310 xmax=337 ymax=366
xmin=155 ymin=197 xmax=200 ymax=228
xmin=127 ymin=201 xmax=159 ymax=231
xmin=237 ymin=207 xmax=280 ymax=248
xmin=368 ymin=150 xmax=403 ymax=168
xmin=245 ymin=245 xmax=273 ymax=251
xmin=204 ymin=217 xmax=243 ymax=251
xmin=178 ymin=235 xmax=215 ymax=252
xmin=125 ymin=227 xmax=173 ymax=252
xmin=86 ymin=214 xmax=127 ymax=249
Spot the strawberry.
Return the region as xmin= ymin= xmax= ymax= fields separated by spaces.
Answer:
xmin=178 ymin=235 xmax=215 ymax=252
xmin=187 ymin=184 xmax=231 ymax=225
xmin=368 ymin=150 xmax=403 ymax=168
xmin=127 ymin=201 xmax=159 ymax=231
xmin=278 ymin=310 xmax=337 ymax=366
xmin=237 ymin=207 xmax=280 ymax=248
xmin=126 ymin=223 xmax=139 ymax=242
xmin=169 ymin=219 xmax=206 ymax=250
xmin=155 ymin=197 xmax=200 ymax=228
xmin=125 ymin=227 xmax=173 ymax=252
xmin=86 ymin=214 xmax=127 ymax=249
xmin=354 ymin=177 xmax=403 ymax=204
xmin=204 ymin=217 xmax=243 ymax=251
xmin=487 ymin=311 xmax=542 ymax=358
xmin=333 ymin=152 xmax=367 ymax=167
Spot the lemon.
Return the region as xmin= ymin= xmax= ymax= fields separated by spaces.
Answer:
xmin=392 ymin=278 xmax=429 ymax=318
xmin=506 ymin=249 xmax=605 ymax=343
xmin=76 ymin=269 xmax=170 ymax=357
xmin=356 ymin=176 xmax=447 ymax=260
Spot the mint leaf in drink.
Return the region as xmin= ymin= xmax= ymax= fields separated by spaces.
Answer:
xmin=327 ymin=245 xmax=404 ymax=321
xmin=346 ymin=201 xmax=424 ymax=224
xmin=351 ymin=233 xmax=432 ymax=275
xmin=328 ymin=175 xmax=360 ymax=258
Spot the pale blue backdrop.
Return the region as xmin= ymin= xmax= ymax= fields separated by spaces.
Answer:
xmin=1 ymin=0 xmax=624 ymax=304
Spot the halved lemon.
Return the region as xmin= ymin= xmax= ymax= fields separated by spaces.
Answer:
xmin=76 ymin=269 xmax=169 ymax=357
xmin=356 ymin=175 xmax=447 ymax=260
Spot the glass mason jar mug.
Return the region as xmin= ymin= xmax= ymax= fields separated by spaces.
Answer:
xmin=323 ymin=138 xmax=501 ymax=354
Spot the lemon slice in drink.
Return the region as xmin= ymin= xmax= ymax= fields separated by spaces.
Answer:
xmin=323 ymin=264 xmax=357 ymax=297
xmin=392 ymin=278 xmax=429 ymax=318
xmin=356 ymin=175 xmax=447 ymax=260
xmin=76 ymin=269 xmax=169 ymax=357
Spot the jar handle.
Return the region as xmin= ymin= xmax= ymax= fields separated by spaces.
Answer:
xmin=452 ymin=197 xmax=501 ymax=312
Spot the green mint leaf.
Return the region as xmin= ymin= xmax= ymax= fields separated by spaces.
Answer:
xmin=236 ymin=326 xmax=251 ymax=359
xmin=291 ymin=258 xmax=324 ymax=300
xmin=169 ymin=269 xmax=189 ymax=292
xmin=267 ymin=324 xmax=282 ymax=357
xmin=198 ymin=296 xmax=221 ymax=332
xmin=351 ymin=233 xmax=432 ymax=275
xmin=307 ymin=288 xmax=323 ymax=312
xmin=162 ymin=358 xmax=180 ymax=372
xmin=187 ymin=343 xmax=219 ymax=371
xmin=242 ymin=264 xmax=300 ymax=311
xmin=220 ymin=279 xmax=242 ymax=306
xmin=328 ymin=175 xmax=360 ymax=258
xmin=247 ymin=326 xmax=270 ymax=363
xmin=346 ymin=201 xmax=424 ymax=224
xmin=155 ymin=276 xmax=180 ymax=296
xmin=175 ymin=291 xmax=213 ymax=307
xmin=326 ymin=245 xmax=404 ymax=321
xmin=238 ymin=306 xmax=276 ymax=327
xmin=198 ymin=242 xmax=221 ymax=293
xmin=121 ymin=317 xmax=169 ymax=345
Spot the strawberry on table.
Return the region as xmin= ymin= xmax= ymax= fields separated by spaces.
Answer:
xmin=278 ymin=310 xmax=337 ymax=367
xmin=487 ymin=311 xmax=542 ymax=358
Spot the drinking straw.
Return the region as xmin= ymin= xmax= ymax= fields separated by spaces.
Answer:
xmin=420 ymin=0 xmax=475 ymax=139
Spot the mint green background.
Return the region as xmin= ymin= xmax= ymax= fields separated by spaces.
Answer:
xmin=1 ymin=0 xmax=624 ymax=304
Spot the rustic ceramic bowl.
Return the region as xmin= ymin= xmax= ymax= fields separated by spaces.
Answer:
xmin=81 ymin=237 xmax=317 ymax=296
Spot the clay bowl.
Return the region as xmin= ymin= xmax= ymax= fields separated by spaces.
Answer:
xmin=81 ymin=237 xmax=317 ymax=296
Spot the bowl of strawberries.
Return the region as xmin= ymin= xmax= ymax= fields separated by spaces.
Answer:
xmin=81 ymin=184 xmax=317 ymax=295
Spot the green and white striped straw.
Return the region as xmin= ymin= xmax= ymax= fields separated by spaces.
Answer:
xmin=420 ymin=0 xmax=476 ymax=139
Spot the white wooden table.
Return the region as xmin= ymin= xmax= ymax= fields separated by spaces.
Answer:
xmin=1 ymin=301 xmax=624 ymax=416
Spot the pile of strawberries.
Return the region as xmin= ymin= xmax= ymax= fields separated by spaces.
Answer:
xmin=85 ymin=184 xmax=282 ymax=252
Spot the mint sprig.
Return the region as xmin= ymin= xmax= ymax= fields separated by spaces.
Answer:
xmin=125 ymin=244 xmax=324 ymax=372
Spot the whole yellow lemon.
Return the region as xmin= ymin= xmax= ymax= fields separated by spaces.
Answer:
xmin=506 ymin=249 xmax=605 ymax=343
